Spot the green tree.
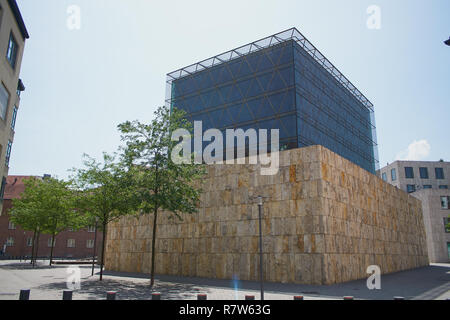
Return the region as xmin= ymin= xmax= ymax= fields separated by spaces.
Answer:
xmin=71 ymin=153 xmax=136 ymax=281
xmin=9 ymin=177 xmax=80 ymax=266
xmin=9 ymin=178 xmax=44 ymax=266
xmin=38 ymin=178 xmax=82 ymax=266
xmin=118 ymin=105 xmax=205 ymax=286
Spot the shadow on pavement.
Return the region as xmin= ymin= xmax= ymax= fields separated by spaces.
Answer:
xmin=36 ymin=277 xmax=203 ymax=300
xmin=102 ymin=264 xmax=450 ymax=300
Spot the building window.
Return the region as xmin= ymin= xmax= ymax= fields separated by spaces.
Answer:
xmin=5 ymin=140 xmax=12 ymax=167
xmin=67 ymin=239 xmax=76 ymax=248
xmin=439 ymin=185 xmax=449 ymax=190
xmin=391 ymin=168 xmax=397 ymax=181
xmin=444 ymin=218 xmax=450 ymax=233
xmin=11 ymin=106 xmax=18 ymax=130
xmin=0 ymin=83 xmax=9 ymax=120
xmin=26 ymin=238 xmax=33 ymax=247
xmin=448 ymin=243 xmax=450 ymax=260
xmin=405 ymin=167 xmax=414 ymax=179
xmin=6 ymin=237 xmax=14 ymax=246
xmin=86 ymin=239 xmax=95 ymax=249
xmin=0 ymin=177 xmax=6 ymax=202
xmin=423 ymin=185 xmax=432 ymax=189
xmin=407 ymin=185 xmax=416 ymax=193
xmin=381 ymin=172 xmax=387 ymax=182
xmin=441 ymin=196 xmax=449 ymax=209
xmin=48 ymin=237 xmax=56 ymax=248
xmin=8 ymin=221 xmax=16 ymax=230
xmin=6 ymin=33 xmax=18 ymax=69
xmin=87 ymin=225 xmax=96 ymax=233
xmin=419 ymin=167 xmax=429 ymax=179
xmin=436 ymin=168 xmax=445 ymax=180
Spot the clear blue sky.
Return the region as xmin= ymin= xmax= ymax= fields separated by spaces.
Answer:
xmin=10 ymin=0 xmax=450 ymax=178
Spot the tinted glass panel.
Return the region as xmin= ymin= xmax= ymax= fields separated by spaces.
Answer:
xmin=0 ymin=84 xmax=9 ymax=120
xmin=170 ymin=38 xmax=377 ymax=173
xmin=6 ymin=34 xmax=18 ymax=69
xmin=419 ymin=167 xmax=429 ymax=179
xmin=407 ymin=185 xmax=416 ymax=193
xmin=391 ymin=169 xmax=397 ymax=181
xmin=436 ymin=168 xmax=445 ymax=179
xmin=405 ymin=167 xmax=414 ymax=179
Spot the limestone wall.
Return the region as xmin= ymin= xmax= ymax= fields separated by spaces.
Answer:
xmin=104 ymin=145 xmax=428 ymax=285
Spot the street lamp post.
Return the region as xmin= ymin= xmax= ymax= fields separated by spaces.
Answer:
xmin=257 ymin=196 xmax=264 ymax=301
xmin=91 ymin=217 xmax=99 ymax=276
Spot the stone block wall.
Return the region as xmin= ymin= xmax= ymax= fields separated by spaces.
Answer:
xmin=104 ymin=145 xmax=428 ymax=285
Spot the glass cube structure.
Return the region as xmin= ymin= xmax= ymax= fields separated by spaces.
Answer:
xmin=166 ymin=28 xmax=379 ymax=174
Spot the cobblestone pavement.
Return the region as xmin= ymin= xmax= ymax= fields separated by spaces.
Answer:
xmin=0 ymin=260 xmax=448 ymax=300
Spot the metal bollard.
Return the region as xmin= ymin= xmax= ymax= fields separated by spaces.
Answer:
xmin=197 ymin=294 xmax=207 ymax=300
xmin=393 ymin=297 xmax=405 ymax=300
xmin=245 ymin=295 xmax=255 ymax=300
xmin=106 ymin=291 xmax=117 ymax=300
xmin=294 ymin=296 xmax=304 ymax=300
xmin=19 ymin=289 xmax=30 ymax=300
xmin=152 ymin=292 xmax=161 ymax=300
xmin=63 ymin=290 xmax=73 ymax=300
xmin=343 ymin=296 xmax=354 ymax=300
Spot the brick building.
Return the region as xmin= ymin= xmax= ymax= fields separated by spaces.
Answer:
xmin=0 ymin=176 xmax=103 ymax=259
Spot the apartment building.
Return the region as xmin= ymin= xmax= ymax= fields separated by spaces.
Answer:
xmin=379 ymin=161 xmax=450 ymax=262
xmin=0 ymin=0 xmax=29 ymax=213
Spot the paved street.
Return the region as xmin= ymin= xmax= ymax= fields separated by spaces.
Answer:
xmin=0 ymin=260 xmax=448 ymax=300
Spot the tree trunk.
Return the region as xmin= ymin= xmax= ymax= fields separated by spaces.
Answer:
xmin=150 ymin=207 xmax=158 ymax=287
xmin=49 ymin=233 xmax=56 ymax=266
xmin=91 ymin=221 xmax=98 ymax=276
xmin=33 ymin=232 xmax=41 ymax=267
xmin=99 ymin=221 xmax=107 ymax=281
xmin=30 ymin=229 xmax=37 ymax=265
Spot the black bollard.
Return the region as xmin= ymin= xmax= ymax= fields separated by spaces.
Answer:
xmin=19 ymin=289 xmax=30 ymax=300
xmin=197 ymin=294 xmax=207 ymax=300
xmin=152 ymin=292 xmax=161 ymax=300
xmin=106 ymin=291 xmax=117 ymax=300
xmin=63 ymin=290 xmax=73 ymax=300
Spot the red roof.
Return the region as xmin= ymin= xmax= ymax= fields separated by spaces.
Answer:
xmin=4 ymin=176 xmax=37 ymax=200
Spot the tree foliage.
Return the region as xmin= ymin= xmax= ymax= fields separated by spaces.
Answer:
xmin=118 ymin=105 xmax=205 ymax=285
xmin=9 ymin=177 xmax=80 ymax=265
xmin=71 ymin=153 xmax=137 ymax=280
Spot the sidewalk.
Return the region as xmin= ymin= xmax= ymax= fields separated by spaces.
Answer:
xmin=0 ymin=260 xmax=448 ymax=300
